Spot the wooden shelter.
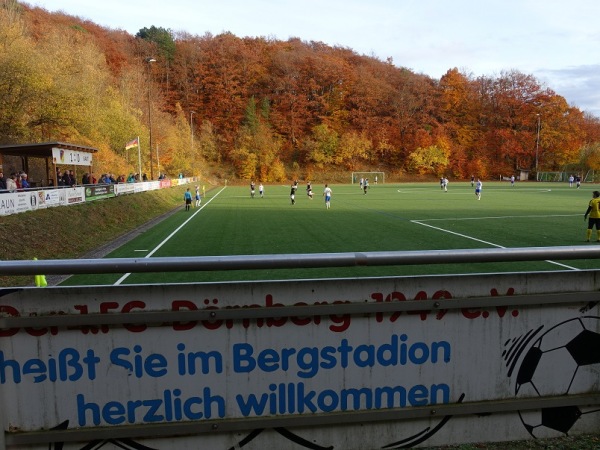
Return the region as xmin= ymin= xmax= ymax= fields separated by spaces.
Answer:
xmin=0 ymin=142 xmax=98 ymax=187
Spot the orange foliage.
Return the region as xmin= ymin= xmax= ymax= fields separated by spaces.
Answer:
xmin=7 ymin=5 xmax=600 ymax=179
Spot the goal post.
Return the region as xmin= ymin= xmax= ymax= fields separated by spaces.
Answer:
xmin=351 ymin=172 xmax=385 ymax=184
xmin=536 ymin=171 xmax=565 ymax=182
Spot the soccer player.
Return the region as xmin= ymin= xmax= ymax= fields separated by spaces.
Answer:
xmin=323 ymin=184 xmax=332 ymax=209
xmin=195 ymin=185 xmax=201 ymax=207
xmin=290 ymin=183 xmax=296 ymax=205
xmin=584 ymin=191 xmax=600 ymax=242
xmin=250 ymin=181 xmax=255 ymax=198
xmin=475 ymin=179 xmax=482 ymax=200
xmin=306 ymin=181 xmax=313 ymax=199
xmin=259 ymin=183 xmax=264 ymax=198
xmin=183 ymin=188 xmax=193 ymax=211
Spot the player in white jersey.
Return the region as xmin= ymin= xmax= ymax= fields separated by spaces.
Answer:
xmin=323 ymin=184 xmax=332 ymax=209
xmin=475 ymin=179 xmax=482 ymax=200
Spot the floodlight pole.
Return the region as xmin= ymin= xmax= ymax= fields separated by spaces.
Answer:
xmin=190 ymin=111 xmax=196 ymax=176
xmin=146 ymin=57 xmax=156 ymax=180
xmin=535 ymin=113 xmax=541 ymax=173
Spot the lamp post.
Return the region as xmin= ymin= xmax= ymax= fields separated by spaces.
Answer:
xmin=190 ymin=111 xmax=196 ymax=178
xmin=535 ymin=113 xmax=541 ymax=174
xmin=146 ymin=57 xmax=156 ymax=179
xmin=156 ymin=143 xmax=160 ymax=179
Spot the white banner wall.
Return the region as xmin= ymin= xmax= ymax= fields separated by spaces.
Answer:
xmin=1 ymin=271 xmax=599 ymax=449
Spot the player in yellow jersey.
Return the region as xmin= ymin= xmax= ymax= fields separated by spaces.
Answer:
xmin=584 ymin=191 xmax=600 ymax=241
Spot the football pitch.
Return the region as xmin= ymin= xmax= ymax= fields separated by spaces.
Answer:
xmin=62 ymin=181 xmax=600 ymax=286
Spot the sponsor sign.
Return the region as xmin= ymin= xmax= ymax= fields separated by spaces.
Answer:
xmin=0 ymin=191 xmax=38 ymax=215
xmin=114 ymin=184 xmax=135 ymax=196
xmin=84 ymin=184 xmax=115 ymax=201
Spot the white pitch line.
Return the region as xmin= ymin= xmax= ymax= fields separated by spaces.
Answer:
xmin=417 ymin=214 xmax=579 ymax=222
xmin=113 ymin=186 xmax=227 ymax=285
xmin=411 ymin=220 xmax=579 ymax=271
xmin=397 ymin=188 xmax=554 ymax=194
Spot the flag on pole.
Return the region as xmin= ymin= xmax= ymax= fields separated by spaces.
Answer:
xmin=125 ymin=138 xmax=139 ymax=150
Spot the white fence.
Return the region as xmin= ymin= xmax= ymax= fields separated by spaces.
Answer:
xmin=0 ymin=178 xmax=193 ymax=216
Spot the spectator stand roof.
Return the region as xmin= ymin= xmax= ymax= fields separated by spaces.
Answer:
xmin=0 ymin=142 xmax=99 ymax=187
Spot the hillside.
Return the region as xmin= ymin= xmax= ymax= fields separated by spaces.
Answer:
xmin=1 ymin=1 xmax=599 ymax=184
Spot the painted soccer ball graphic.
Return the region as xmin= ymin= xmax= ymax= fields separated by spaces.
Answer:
xmin=515 ymin=316 xmax=600 ymax=438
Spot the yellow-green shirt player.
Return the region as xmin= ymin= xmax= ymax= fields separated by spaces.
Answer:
xmin=584 ymin=191 xmax=600 ymax=241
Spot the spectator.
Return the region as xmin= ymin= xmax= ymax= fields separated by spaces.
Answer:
xmin=62 ymin=170 xmax=72 ymax=186
xmin=56 ymin=169 xmax=65 ymax=186
xmin=0 ymin=171 xmax=6 ymax=191
xmin=90 ymin=172 xmax=97 ymax=184
xmin=82 ymin=173 xmax=90 ymax=185
xmin=143 ymin=173 xmax=148 ymax=181
xmin=6 ymin=174 xmax=17 ymax=192
xmin=14 ymin=172 xmax=21 ymax=189
xmin=20 ymin=173 xmax=30 ymax=189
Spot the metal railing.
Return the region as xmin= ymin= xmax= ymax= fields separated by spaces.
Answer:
xmin=1 ymin=245 xmax=600 ymax=276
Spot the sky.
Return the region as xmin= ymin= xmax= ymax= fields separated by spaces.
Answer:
xmin=26 ymin=0 xmax=600 ymax=117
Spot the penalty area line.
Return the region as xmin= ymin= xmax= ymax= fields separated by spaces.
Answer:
xmin=411 ymin=220 xmax=579 ymax=271
xmin=113 ymin=186 xmax=228 ymax=285
xmin=417 ymin=213 xmax=580 ymax=222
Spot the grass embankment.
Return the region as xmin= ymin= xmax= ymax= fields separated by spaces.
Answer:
xmin=0 ymin=185 xmax=189 ymax=287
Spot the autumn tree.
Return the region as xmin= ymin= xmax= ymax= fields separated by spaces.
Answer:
xmin=305 ymin=124 xmax=339 ymax=168
xmin=335 ymin=131 xmax=372 ymax=169
xmin=407 ymin=141 xmax=450 ymax=175
xmin=0 ymin=3 xmax=40 ymax=142
xmin=198 ymin=120 xmax=220 ymax=163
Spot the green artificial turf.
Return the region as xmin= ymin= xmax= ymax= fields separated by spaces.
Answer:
xmin=62 ymin=181 xmax=597 ymax=286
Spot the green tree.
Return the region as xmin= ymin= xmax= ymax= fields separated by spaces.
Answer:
xmin=136 ymin=26 xmax=176 ymax=61
xmin=244 ymin=96 xmax=259 ymax=133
